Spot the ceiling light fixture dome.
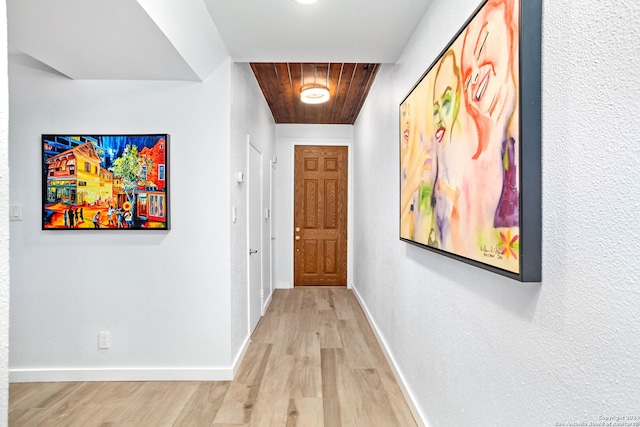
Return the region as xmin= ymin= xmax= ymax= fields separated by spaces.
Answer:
xmin=301 ymin=86 xmax=330 ymax=104
xmin=293 ymin=0 xmax=319 ymax=4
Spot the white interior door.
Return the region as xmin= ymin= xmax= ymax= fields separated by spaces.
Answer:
xmin=268 ymin=161 xmax=276 ymax=307
xmin=248 ymin=143 xmax=263 ymax=334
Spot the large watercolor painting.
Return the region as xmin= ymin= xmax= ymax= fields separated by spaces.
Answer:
xmin=400 ymin=0 xmax=540 ymax=279
xmin=42 ymin=134 xmax=170 ymax=230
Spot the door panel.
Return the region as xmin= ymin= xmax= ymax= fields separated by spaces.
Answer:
xmin=304 ymin=180 xmax=318 ymax=228
xmin=325 ymin=180 xmax=337 ymax=228
xmin=294 ymin=145 xmax=348 ymax=286
xmin=324 ymin=240 xmax=337 ymax=273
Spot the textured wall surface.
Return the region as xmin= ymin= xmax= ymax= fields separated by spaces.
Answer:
xmin=9 ymin=57 xmax=234 ymax=380
xmin=229 ymin=62 xmax=276 ymax=358
xmin=0 ymin=0 xmax=9 ymax=421
xmin=353 ymin=0 xmax=640 ymax=425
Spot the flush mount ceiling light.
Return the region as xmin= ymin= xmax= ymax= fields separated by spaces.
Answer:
xmin=293 ymin=0 xmax=319 ymax=4
xmin=301 ymin=86 xmax=330 ymax=104
xmin=300 ymin=64 xmax=330 ymax=104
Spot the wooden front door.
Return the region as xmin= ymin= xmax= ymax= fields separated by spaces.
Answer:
xmin=294 ymin=145 xmax=348 ymax=286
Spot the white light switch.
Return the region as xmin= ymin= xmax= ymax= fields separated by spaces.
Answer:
xmin=98 ymin=331 xmax=110 ymax=349
xmin=10 ymin=204 xmax=22 ymax=221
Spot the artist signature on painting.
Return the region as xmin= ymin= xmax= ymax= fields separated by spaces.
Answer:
xmin=480 ymin=244 xmax=504 ymax=260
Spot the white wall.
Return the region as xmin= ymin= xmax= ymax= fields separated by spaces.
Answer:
xmin=9 ymin=55 xmax=235 ymax=381
xmin=229 ymin=62 xmax=276 ymax=359
xmin=274 ymin=124 xmax=353 ymax=289
xmin=353 ymin=0 xmax=640 ymax=426
xmin=0 ymin=0 xmax=10 ymax=420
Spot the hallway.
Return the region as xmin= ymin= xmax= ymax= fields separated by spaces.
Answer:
xmin=9 ymin=288 xmax=417 ymax=426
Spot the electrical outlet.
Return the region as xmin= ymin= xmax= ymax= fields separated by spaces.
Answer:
xmin=98 ymin=332 xmax=110 ymax=349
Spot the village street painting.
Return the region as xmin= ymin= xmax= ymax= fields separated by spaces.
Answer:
xmin=42 ymin=134 xmax=169 ymax=230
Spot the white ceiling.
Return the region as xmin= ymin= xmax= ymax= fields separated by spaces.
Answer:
xmin=7 ymin=0 xmax=432 ymax=81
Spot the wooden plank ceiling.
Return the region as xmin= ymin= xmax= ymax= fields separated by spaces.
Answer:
xmin=250 ymin=63 xmax=379 ymax=125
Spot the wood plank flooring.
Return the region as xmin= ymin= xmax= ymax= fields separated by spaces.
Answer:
xmin=9 ymin=287 xmax=417 ymax=426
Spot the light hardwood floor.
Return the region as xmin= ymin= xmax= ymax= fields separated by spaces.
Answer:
xmin=9 ymin=287 xmax=417 ymax=426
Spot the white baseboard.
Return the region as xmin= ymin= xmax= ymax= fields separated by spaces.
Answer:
xmin=262 ymin=290 xmax=273 ymax=314
xmin=234 ymin=285 xmax=275 ymax=377
xmin=10 ymin=367 xmax=234 ymax=383
xmin=351 ymin=285 xmax=427 ymax=427
xmin=232 ymin=335 xmax=252 ymax=378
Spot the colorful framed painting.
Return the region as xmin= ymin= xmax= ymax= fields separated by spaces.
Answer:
xmin=399 ymin=0 xmax=541 ymax=281
xmin=42 ymin=134 xmax=170 ymax=230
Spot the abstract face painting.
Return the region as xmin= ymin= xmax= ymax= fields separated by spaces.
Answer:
xmin=432 ymin=51 xmax=461 ymax=148
xmin=400 ymin=0 xmax=521 ymax=274
xmin=461 ymin=0 xmax=518 ymax=160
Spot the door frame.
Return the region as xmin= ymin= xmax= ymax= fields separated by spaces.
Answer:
xmin=268 ymin=158 xmax=276 ymax=306
xmin=289 ymin=140 xmax=353 ymax=289
xmin=247 ymin=139 xmax=263 ymax=335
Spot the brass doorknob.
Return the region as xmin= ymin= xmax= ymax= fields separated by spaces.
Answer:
xmin=295 ymin=235 xmax=300 ymax=240
xmin=295 ymin=227 xmax=300 ymax=232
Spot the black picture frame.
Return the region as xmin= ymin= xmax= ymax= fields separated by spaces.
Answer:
xmin=399 ymin=0 xmax=541 ymax=282
xmin=42 ymin=134 xmax=171 ymax=231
